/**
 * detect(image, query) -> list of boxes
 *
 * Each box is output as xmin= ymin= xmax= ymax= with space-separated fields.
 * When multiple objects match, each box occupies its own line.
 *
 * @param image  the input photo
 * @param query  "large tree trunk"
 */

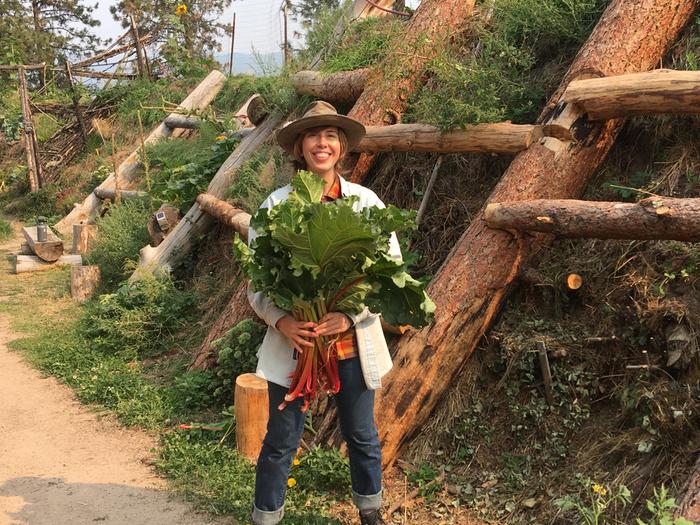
xmin=484 ymin=197 xmax=700 ymax=241
xmin=346 ymin=0 xmax=476 ymax=182
xmin=562 ymin=69 xmax=700 ymax=120
xmin=358 ymin=123 xmax=541 ymax=155
xmin=292 ymin=68 xmax=370 ymax=104
xmin=53 ymin=70 xmax=227 ymax=236
xmin=372 ymin=0 xmax=699 ymax=469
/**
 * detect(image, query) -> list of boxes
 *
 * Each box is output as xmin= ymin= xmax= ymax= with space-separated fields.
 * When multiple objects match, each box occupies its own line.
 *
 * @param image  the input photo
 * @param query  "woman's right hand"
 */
xmin=275 ymin=315 xmax=316 ymax=354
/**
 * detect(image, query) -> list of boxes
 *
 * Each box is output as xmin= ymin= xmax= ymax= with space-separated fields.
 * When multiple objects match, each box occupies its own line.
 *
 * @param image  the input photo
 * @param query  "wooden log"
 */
xmin=93 ymin=188 xmax=148 ymax=201
xmin=71 ymin=265 xmax=101 ymax=301
xmin=484 ymin=197 xmax=700 ymax=241
xmin=234 ymin=373 xmax=270 ymax=462
xmin=146 ymin=204 xmax=181 ymax=247
xmin=54 ymin=70 xmax=227 ymax=236
xmin=370 ymin=0 xmax=698 ymax=469
xmin=0 ymin=63 xmax=45 ymax=71
xmin=22 ymin=226 xmax=63 ymax=262
xmin=291 ymin=68 xmax=370 ymax=105
xmin=19 ymin=243 xmax=32 ymax=256
xmin=17 ymin=66 xmax=43 ymax=192
xmin=196 ymin=194 xmax=251 ymax=241
xmin=563 ymin=69 xmax=700 ymax=121
xmin=71 ymin=224 xmax=98 ymax=255
xmin=164 ymin=115 xmax=203 ymax=129
xmin=15 ymin=254 xmax=82 ymax=274
xmin=134 ymin=113 xmax=282 ymax=276
xmin=347 ymin=0 xmax=476 ymax=182
xmin=68 ymin=69 xmax=139 ymax=80
xmin=64 ymin=61 xmax=88 ymax=142
xmin=357 ymin=123 xmax=540 ymax=155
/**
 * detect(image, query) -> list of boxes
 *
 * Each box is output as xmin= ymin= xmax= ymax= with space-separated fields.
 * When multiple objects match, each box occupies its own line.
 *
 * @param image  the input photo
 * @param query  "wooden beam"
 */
xmin=371 ymin=0 xmax=699 ymax=469
xmin=164 ymin=114 xmax=203 ymax=129
xmin=0 ymin=63 xmax=45 ymax=71
xmin=17 ymin=66 xmax=43 ymax=192
xmin=93 ymin=188 xmax=147 ymax=201
xmin=15 ymin=254 xmax=82 ymax=274
xmin=64 ymin=60 xmax=88 ymax=142
xmin=291 ymin=68 xmax=370 ymax=105
xmin=484 ymin=197 xmax=700 ymax=241
xmin=563 ymin=69 xmax=700 ymax=120
xmin=53 ymin=69 xmax=227 ymax=236
xmin=195 ymin=193 xmax=251 ymax=241
xmin=357 ymin=123 xmax=541 ymax=155
xmin=22 ymin=226 xmax=63 ymax=262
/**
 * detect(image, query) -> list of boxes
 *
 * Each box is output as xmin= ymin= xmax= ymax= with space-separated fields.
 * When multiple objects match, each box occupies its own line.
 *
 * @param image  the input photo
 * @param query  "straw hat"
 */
xmin=276 ymin=101 xmax=365 ymax=155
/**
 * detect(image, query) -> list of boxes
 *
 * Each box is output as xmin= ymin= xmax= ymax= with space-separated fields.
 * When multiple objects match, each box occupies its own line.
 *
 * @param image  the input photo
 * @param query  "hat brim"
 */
xmin=276 ymin=114 xmax=365 ymax=155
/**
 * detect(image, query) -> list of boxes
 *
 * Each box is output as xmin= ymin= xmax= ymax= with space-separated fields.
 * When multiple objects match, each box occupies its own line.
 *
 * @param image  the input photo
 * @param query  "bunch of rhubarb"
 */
xmin=234 ymin=171 xmax=434 ymax=411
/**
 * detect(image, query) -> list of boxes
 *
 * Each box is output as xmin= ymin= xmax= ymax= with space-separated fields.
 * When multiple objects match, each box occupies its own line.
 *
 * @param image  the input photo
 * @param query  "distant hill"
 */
xmin=214 ymin=51 xmax=284 ymax=75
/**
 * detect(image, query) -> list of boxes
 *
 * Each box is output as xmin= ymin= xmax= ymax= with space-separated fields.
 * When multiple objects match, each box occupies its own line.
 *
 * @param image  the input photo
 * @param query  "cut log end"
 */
xmin=234 ymin=373 xmax=269 ymax=462
xmin=566 ymin=273 xmax=583 ymax=290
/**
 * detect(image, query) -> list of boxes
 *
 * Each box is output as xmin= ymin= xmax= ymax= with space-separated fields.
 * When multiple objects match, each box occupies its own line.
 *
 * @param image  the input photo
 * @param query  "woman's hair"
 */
xmin=291 ymin=126 xmax=350 ymax=175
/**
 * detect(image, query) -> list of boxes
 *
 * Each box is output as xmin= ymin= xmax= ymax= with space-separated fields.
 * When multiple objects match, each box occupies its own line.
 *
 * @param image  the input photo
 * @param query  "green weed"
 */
xmin=85 ymin=200 xmax=152 ymax=288
xmin=0 ymin=218 xmax=12 ymax=241
xmin=224 ymin=150 xmax=270 ymax=213
xmin=637 ymin=485 xmax=694 ymax=525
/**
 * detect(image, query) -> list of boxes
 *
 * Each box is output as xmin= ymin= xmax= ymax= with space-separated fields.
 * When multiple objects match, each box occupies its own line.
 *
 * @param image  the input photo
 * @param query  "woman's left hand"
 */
xmin=314 ymin=312 xmax=353 ymax=337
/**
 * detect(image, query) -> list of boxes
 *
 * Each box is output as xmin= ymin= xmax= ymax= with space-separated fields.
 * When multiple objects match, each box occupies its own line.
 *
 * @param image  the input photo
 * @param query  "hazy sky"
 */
xmin=93 ymin=1 xmax=422 ymax=56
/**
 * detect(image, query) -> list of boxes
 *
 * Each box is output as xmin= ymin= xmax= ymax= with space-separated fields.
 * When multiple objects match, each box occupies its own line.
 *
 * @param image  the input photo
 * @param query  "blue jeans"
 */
xmin=252 ymin=357 xmax=382 ymax=525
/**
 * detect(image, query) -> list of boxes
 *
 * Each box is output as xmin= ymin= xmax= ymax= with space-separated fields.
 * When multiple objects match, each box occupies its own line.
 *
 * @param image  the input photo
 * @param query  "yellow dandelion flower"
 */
xmin=215 ymin=134 xmax=227 ymax=141
xmin=287 ymin=478 xmax=297 ymax=488
xmin=292 ymin=458 xmax=300 ymax=466
xmin=592 ymin=483 xmax=607 ymax=496
xmin=175 ymin=3 xmax=188 ymax=15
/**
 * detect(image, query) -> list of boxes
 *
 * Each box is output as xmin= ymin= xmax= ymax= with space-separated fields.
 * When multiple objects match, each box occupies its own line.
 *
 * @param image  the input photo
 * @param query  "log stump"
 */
xmin=71 ymin=265 xmax=101 ymax=301
xmin=234 ymin=373 xmax=269 ymax=462
xmin=71 ymin=224 xmax=98 ymax=255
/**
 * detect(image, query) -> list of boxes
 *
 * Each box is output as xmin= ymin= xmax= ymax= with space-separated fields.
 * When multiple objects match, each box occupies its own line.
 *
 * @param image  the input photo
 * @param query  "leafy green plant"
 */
xmin=169 ymin=369 xmax=217 ymax=413
xmin=294 ymin=445 xmax=351 ymax=495
xmin=408 ymin=462 xmax=442 ymax=499
xmin=224 ymin=150 xmax=269 ymax=213
xmin=0 ymin=218 xmax=12 ymax=241
xmin=85 ymin=200 xmax=152 ymax=288
xmin=637 ymin=485 xmax=693 ymax=525
xmin=211 ymin=319 xmax=267 ymax=402
xmin=555 ymin=480 xmax=631 ymax=525
xmin=80 ymin=274 xmax=194 ymax=358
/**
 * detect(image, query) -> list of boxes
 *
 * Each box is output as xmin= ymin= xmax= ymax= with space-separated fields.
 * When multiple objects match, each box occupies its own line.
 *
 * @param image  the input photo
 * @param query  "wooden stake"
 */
xmin=110 ymin=133 xmax=120 ymax=204
xmin=282 ymin=1 xmax=290 ymax=68
xmin=415 ymin=156 xmax=443 ymax=228
xmin=536 ymin=341 xmax=554 ymax=405
xmin=137 ymin=110 xmax=151 ymax=192
xmin=17 ymin=66 xmax=43 ymax=192
xmin=64 ymin=60 xmax=88 ymax=142
xmin=130 ymin=12 xmax=147 ymax=79
xmin=228 ymin=12 xmax=236 ymax=76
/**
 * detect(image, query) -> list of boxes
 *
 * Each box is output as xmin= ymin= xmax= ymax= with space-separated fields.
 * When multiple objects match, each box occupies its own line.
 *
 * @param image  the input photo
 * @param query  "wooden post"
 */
xmin=234 ymin=373 xmax=269 ymax=461
xmin=282 ymin=1 xmax=289 ymax=68
xmin=71 ymin=265 xmax=101 ymax=301
xmin=64 ymin=60 xmax=88 ymax=142
xmin=130 ymin=12 xmax=147 ymax=79
xmin=17 ymin=66 xmax=43 ymax=192
xmin=71 ymin=224 xmax=98 ymax=255
xmin=228 ymin=12 xmax=236 ymax=76
xmin=536 ymin=341 xmax=554 ymax=405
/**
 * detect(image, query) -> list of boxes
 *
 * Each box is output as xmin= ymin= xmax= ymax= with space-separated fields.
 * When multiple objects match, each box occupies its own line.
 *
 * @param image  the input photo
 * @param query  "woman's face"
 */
xmin=301 ymin=126 xmax=341 ymax=177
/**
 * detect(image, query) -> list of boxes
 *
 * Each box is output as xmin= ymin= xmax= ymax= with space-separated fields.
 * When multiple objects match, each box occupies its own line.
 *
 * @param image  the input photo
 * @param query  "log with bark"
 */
xmin=366 ymin=0 xmax=699 ymax=468
xmin=291 ymin=68 xmax=370 ymax=105
xmin=357 ymin=123 xmax=541 ymax=155
xmin=53 ymin=70 xmax=227 ymax=236
xmin=234 ymin=373 xmax=270 ymax=462
xmin=196 ymin=194 xmax=251 ymax=241
xmin=15 ymin=254 xmax=82 ymax=274
xmin=164 ymin=115 xmax=203 ymax=129
xmin=93 ymin=188 xmax=148 ymax=201
xmin=562 ymin=69 xmax=700 ymax=121
xmin=71 ymin=265 xmax=101 ymax=301
xmin=484 ymin=197 xmax=700 ymax=241
xmin=133 ymin=114 xmax=283 ymax=276
xmin=346 ymin=0 xmax=476 ymax=182
xmin=22 ymin=226 xmax=63 ymax=262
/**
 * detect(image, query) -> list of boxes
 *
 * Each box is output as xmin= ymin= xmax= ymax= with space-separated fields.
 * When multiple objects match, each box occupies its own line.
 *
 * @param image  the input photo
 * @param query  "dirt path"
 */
xmin=0 ymin=224 xmax=231 ymax=525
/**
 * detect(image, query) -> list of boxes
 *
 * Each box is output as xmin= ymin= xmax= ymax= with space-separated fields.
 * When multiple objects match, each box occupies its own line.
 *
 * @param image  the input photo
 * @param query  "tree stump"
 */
xmin=234 ymin=373 xmax=269 ymax=462
xmin=147 ymin=205 xmax=181 ymax=247
xmin=71 ymin=224 xmax=98 ymax=255
xmin=71 ymin=265 xmax=101 ymax=301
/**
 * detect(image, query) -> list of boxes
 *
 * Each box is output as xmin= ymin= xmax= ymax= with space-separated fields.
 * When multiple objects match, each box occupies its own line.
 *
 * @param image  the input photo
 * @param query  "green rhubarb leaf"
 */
xmin=292 ymin=170 xmax=325 ymax=204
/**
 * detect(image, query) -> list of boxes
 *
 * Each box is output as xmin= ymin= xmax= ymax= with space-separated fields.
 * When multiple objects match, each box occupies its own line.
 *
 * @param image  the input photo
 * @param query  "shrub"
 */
xmin=169 ymin=369 xmax=218 ymax=413
xmin=294 ymin=445 xmax=351 ymax=495
xmin=85 ymin=200 xmax=152 ymax=288
xmin=80 ymin=274 xmax=194 ymax=358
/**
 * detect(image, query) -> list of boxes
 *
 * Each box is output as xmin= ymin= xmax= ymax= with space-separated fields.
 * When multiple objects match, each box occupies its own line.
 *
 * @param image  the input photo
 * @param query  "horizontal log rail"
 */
xmin=291 ymin=68 xmax=370 ymax=104
xmin=67 ymin=69 xmax=139 ymax=80
xmin=0 ymin=63 xmax=46 ymax=71
xmin=484 ymin=197 xmax=700 ymax=241
xmin=93 ymin=188 xmax=148 ymax=200
xmin=164 ymin=115 xmax=203 ymax=129
xmin=357 ymin=123 xmax=542 ymax=155
xmin=563 ymin=69 xmax=700 ymax=120
xmin=196 ymin=193 xmax=251 ymax=241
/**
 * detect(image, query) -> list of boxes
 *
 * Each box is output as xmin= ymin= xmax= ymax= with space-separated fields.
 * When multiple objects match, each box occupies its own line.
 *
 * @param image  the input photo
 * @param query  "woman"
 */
xmin=247 ymin=101 xmax=398 ymax=525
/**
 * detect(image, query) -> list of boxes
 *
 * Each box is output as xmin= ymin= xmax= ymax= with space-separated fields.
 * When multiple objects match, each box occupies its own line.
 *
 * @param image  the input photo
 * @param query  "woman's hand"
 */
xmin=275 ymin=315 xmax=316 ymax=353
xmin=314 ymin=312 xmax=353 ymax=337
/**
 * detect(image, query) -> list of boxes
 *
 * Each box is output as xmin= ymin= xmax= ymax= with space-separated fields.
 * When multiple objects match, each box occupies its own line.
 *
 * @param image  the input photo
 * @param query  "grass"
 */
xmin=0 ymin=218 xmax=12 ymax=240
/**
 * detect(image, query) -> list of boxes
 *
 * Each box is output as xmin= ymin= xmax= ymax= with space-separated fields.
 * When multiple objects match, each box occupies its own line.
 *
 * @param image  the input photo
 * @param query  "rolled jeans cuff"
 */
xmin=353 ymin=489 xmax=382 ymax=511
xmin=252 ymin=504 xmax=284 ymax=525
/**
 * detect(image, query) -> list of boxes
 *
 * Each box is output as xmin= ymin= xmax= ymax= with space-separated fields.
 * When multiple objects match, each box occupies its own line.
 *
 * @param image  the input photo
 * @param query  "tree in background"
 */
xmin=291 ymin=0 xmax=340 ymax=27
xmin=110 ymin=0 xmax=231 ymax=77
